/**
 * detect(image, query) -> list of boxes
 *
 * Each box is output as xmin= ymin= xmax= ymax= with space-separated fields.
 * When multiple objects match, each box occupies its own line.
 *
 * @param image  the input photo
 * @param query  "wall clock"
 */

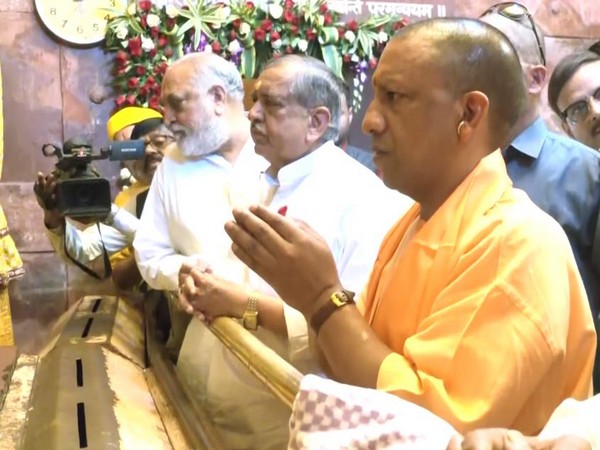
xmin=34 ymin=0 xmax=125 ymax=46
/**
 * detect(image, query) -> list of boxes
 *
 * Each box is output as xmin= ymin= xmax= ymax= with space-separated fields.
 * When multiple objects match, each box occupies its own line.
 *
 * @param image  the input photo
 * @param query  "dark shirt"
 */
xmin=346 ymin=144 xmax=377 ymax=174
xmin=505 ymin=118 xmax=600 ymax=391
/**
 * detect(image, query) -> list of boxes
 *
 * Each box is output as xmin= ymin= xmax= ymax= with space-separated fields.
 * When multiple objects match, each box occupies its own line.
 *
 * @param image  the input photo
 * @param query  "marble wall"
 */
xmin=1 ymin=0 xmax=598 ymax=353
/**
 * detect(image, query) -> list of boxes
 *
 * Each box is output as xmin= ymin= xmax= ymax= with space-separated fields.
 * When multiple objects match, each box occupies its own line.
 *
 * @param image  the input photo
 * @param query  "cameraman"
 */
xmin=35 ymin=112 xmax=172 ymax=291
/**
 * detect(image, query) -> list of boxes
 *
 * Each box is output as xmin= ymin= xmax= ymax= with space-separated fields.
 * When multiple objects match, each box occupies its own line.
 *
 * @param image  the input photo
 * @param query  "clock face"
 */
xmin=34 ymin=0 xmax=125 ymax=46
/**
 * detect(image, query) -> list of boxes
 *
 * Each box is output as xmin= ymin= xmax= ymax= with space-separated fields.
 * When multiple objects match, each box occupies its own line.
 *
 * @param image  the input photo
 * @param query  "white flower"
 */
xmin=141 ymin=36 xmax=155 ymax=51
xmin=146 ymin=14 xmax=161 ymax=28
xmin=344 ymin=30 xmax=356 ymax=42
xmin=228 ymin=40 xmax=241 ymax=54
xmin=115 ymin=25 xmax=129 ymax=40
xmin=297 ymin=39 xmax=308 ymax=52
xmin=378 ymin=31 xmax=388 ymax=43
xmin=218 ymin=6 xmax=231 ymax=19
xmin=239 ymin=22 xmax=251 ymax=35
xmin=127 ymin=3 xmax=136 ymax=15
xmin=165 ymin=5 xmax=179 ymax=18
xmin=351 ymin=54 xmax=359 ymax=63
xmin=269 ymin=4 xmax=283 ymax=19
xmin=203 ymin=45 xmax=213 ymax=53
xmin=272 ymin=39 xmax=282 ymax=49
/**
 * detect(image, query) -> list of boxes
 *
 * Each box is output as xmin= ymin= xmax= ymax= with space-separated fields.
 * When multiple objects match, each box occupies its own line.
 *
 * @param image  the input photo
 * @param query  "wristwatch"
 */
xmin=310 ymin=289 xmax=355 ymax=335
xmin=242 ymin=296 xmax=259 ymax=330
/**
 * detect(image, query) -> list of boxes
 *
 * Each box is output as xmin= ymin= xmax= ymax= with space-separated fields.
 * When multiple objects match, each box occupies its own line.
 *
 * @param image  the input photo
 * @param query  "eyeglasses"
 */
xmin=561 ymin=86 xmax=600 ymax=125
xmin=481 ymin=2 xmax=546 ymax=66
xmin=144 ymin=134 xmax=174 ymax=150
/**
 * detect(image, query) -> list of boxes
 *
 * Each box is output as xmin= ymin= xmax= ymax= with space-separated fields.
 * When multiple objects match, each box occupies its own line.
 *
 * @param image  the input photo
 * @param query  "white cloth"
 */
xmin=133 ymin=138 xmax=268 ymax=291
xmin=539 ymin=394 xmax=599 ymax=449
xmin=45 ymin=206 xmax=137 ymax=265
xmin=288 ymin=374 xmax=457 ymax=450
xmin=177 ymin=141 xmax=414 ymax=450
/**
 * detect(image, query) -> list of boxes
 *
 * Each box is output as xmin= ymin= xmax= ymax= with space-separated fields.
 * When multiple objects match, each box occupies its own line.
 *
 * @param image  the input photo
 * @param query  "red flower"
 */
xmin=126 ymin=94 xmax=137 ymax=106
xmin=139 ymin=0 xmax=152 ymax=12
xmin=140 ymin=15 xmax=147 ymax=29
xmin=164 ymin=47 xmax=173 ymax=58
xmin=245 ymin=2 xmax=255 ymax=9
xmin=393 ymin=20 xmax=407 ymax=31
xmin=270 ymin=30 xmax=280 ymax=41
xmin=230 ymin=30 xmax=237 ymax=40
xmin=324 ymin=14 xmax=332 ymax=26
xmin=139 ymin=85 xmax=150 ymax=96
xmin=319 ymin=4 xmax=328 ymax=13
xmin=233 ymin=19 xmax=241 ymax=29
xmin=283 ymin=9 xmax=294 ymax=23
xmin=211 ymin=41 xmax=221 ymax=53
xmin=145 ymin=76 xmax=156 ymax=87
xmin=151 ymin=27 xmax=159 ymax=38
xmin=128 ymin=37 xmax=142 ymax=57
xmin=369 ymin=57 xmax=378 ymax=69
xmin=290 ymin=25 xmax=299 ymax=35
xmin=307 ymin=29 xmax=317 ymax=41
xmin=115 ymin=50 xmax=129 ymax=67
xmin=148 ymin=96 xmax=160 ymax=110
xmin=348 ymin=20 xmax=359 ymax=32
xmin=136 ymin=65 xmax=146 ymax=76
xmin=284 ymin=0 xmax=294 ymax=8
xmin=337 ymin=27 xmax=345 ymax=37
xmin=166 ymin=18 xmax=176 ymax=30
xmin=343 ymin=54 xmax=351 ymax=63
xmin=127 ymin=77 xmax=140 ymax=89
xmin=254 ymin=29 xmax=266 ymax=42
xmin=285 ymin=46 xmax=293 ymax=54
xmin=115 ymin=95 xmax=127 ymax=108
xmin=273 ymin=52 xmax=282 ymax=58
xmin=157 ymin=35 xmax=168 ymax=48
xmin=153 ymin=84 xmax=162 ymax=95
xmin=148 ymin=48 xmax=157 ymax=58
xmin=261 ymin=20 xmax=273 ymax=32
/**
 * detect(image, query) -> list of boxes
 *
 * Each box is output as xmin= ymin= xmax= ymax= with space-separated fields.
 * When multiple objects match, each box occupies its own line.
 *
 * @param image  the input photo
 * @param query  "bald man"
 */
xmin=481 ymin=3 xmax=600 ymax=393
xmin=225 ymin=18 xmax=596 ymax=435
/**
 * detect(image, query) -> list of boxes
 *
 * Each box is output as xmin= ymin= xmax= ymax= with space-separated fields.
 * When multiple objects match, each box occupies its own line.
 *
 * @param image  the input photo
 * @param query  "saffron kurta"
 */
xmin=361 ymin=150 xmax=596 ymax=435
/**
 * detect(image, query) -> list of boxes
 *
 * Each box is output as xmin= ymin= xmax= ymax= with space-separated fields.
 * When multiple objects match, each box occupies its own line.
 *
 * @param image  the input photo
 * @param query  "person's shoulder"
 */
xmin=544 ymin=131 xmax=600 ymax=165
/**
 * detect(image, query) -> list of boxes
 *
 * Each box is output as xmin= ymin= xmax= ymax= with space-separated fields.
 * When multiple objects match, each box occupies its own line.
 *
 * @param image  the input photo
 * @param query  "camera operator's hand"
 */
xmin=34 ymin=172 xmax=64 ymax=230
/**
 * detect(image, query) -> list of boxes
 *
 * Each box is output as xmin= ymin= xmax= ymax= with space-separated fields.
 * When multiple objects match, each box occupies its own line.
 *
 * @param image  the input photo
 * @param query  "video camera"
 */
xmin=38 ymin=138 xmax=146 ymax=220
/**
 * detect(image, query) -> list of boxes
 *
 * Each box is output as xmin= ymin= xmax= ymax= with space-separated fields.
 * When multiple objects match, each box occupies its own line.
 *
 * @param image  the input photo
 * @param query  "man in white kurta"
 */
xmin=177 ymin=55 xmax=413 ymax=450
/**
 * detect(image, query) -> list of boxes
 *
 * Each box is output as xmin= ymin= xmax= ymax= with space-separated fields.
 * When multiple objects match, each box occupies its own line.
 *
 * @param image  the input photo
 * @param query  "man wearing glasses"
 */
xmin=481 ymin=2 xmax=600 ymax=393
xmin=548 ymin=50 xmax=600 ymax=152
xmin=36 ymin=111 xmax=173 ymax=291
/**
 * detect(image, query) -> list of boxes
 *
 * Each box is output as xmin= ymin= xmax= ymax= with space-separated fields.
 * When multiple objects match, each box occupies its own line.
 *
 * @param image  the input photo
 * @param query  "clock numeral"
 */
xmin=93 ymin=23 xmax=100 ymax=32
xmin=111 ymin=0 xmax=116 ymax=6
xmin=105 ymin=14 xmax=111 ymax=21
xmin=77 ymin=25 xmax=83 ymax=34
xmin=49 ymin=7 xmax=56 ymax=15
xmin=62 ymin=20 xmax=68 ymax=28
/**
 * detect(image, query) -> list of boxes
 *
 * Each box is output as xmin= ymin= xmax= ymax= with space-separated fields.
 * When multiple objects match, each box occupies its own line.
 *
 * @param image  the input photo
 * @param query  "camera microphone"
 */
xmin=104 ymin=139 xmax=146 ymax=161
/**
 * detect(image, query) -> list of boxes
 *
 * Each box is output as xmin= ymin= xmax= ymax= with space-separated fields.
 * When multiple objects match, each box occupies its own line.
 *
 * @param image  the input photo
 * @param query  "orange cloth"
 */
xmin=363 ymin=150 xmax=596 ymax=435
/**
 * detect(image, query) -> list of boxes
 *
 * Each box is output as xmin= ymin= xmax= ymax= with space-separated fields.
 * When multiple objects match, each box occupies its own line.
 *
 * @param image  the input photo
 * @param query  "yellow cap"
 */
xmin=106 ymin=107 xmax=163 ymax=140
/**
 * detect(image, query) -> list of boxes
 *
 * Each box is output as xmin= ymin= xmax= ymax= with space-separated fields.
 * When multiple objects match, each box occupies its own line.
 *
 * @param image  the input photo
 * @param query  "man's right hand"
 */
xmin=34 ymin=172 xmax=64 ymax=229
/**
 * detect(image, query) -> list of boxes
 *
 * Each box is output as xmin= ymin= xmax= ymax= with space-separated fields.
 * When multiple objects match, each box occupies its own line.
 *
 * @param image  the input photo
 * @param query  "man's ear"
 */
xmin=457 ymin=91 xmax=489 ymax=143
xmin=208 ymin=85 xmax=227 ymax=115
xmin=525 ymin=65 xmax=547 ymax=95
xmin=307 ymin=106 xmax=331 ymax=143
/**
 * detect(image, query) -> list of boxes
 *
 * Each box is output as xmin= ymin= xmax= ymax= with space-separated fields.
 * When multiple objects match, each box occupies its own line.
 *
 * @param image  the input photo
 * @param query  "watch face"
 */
xmin=35 ymin=0 xmax=125 ymax=46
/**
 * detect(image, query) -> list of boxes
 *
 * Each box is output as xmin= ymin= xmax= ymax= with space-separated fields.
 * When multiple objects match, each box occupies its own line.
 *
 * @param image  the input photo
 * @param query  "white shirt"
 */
xmin=539 ymin=394 xmax=599 ymax=449
xmin=133 ymin=138 xmax=268 ymax=291
xmin=45 ymin=206 xmax=138 ymax=266
xmin=177 ymin=141 xmax=413 ymax=450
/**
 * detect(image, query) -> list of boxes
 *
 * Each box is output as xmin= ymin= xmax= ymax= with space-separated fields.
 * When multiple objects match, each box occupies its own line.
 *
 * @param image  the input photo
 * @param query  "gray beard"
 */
xmin=178 ymin=117 xmax=231 ymax=159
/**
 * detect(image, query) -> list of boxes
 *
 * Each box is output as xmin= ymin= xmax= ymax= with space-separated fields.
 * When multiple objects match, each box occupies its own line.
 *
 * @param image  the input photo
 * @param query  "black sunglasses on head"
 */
xmin=481 ymin=2 xmax=546 ymax=66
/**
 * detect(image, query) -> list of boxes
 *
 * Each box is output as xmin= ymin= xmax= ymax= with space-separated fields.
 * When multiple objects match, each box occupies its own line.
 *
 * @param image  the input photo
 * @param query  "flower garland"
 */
xmin=104 ymin=0 xmax=407 ymax=112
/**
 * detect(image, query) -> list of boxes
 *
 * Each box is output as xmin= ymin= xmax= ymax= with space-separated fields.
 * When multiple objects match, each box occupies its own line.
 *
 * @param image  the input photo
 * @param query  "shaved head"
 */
xmin=393 ymin=18 xmax=527 ymax=149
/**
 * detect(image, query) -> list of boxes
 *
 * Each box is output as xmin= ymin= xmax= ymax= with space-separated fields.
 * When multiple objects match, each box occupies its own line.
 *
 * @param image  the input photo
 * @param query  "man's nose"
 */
xmin=362 ymin=102 xmax=385 ymax=135
xmin=588 ymin=96 xmax=600 ymax=120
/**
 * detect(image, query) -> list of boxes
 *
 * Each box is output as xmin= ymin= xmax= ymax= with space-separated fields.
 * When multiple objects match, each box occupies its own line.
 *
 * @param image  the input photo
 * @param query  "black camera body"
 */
xmin=40 ymin=138 xmax=146 ymax=220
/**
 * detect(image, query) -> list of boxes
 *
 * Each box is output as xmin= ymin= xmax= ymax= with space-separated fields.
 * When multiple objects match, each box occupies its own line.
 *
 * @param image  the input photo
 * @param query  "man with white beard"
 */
xmin=133 ymin=52 xmax=267 ymax=353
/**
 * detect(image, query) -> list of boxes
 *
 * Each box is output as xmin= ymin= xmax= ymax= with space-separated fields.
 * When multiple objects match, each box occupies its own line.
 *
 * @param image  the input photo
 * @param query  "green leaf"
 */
xmin=321 ymin=44 xmax=342 ymax=78
xmin=241 ymin=46 xmax=256 ymax=78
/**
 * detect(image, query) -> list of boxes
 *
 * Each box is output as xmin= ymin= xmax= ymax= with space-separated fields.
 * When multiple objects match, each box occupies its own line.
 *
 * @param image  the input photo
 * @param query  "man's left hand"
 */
xmin=224 ymin=204 xmax=342 ymax=317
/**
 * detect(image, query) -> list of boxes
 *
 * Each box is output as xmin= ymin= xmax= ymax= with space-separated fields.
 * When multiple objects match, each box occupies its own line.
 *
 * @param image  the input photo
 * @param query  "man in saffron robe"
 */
xmin=224 ymin=18 xmax=596 ymax=436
